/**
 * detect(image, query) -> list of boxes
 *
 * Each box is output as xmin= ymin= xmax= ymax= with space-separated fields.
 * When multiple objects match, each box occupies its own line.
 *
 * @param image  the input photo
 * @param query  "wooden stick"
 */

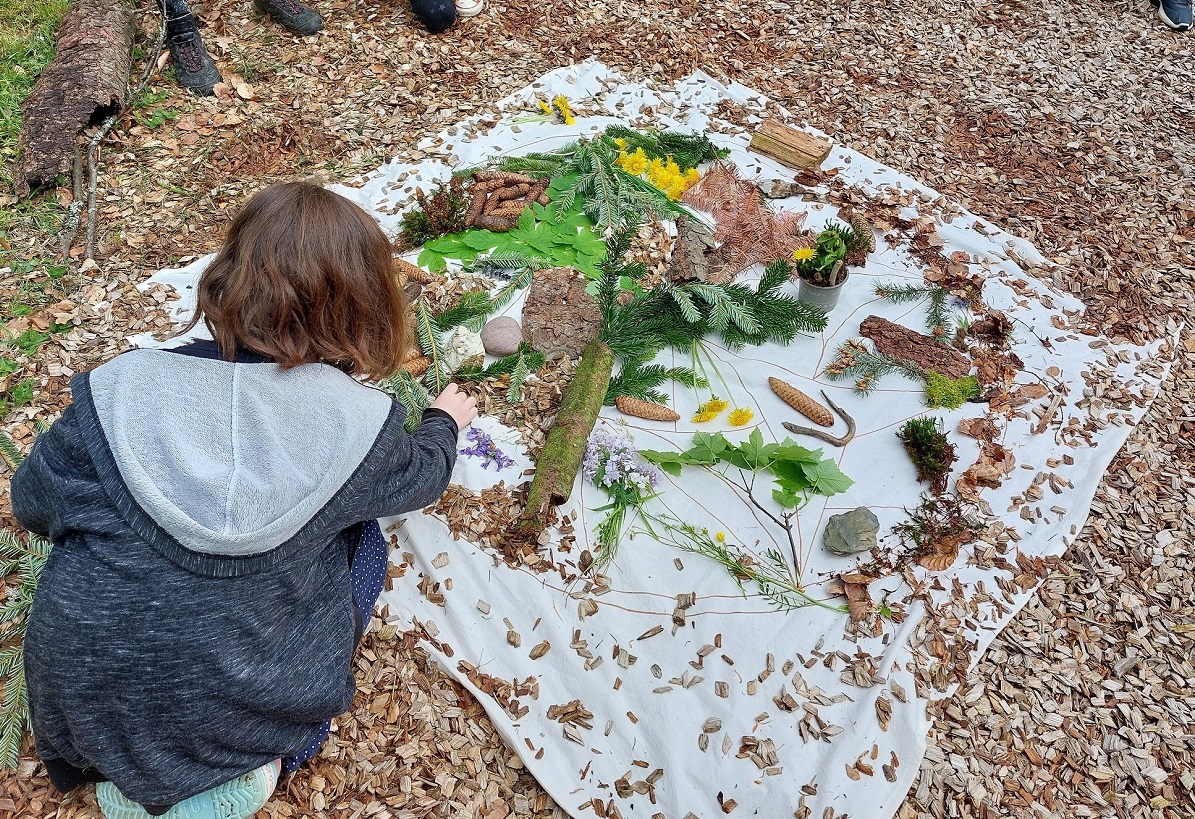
xmin=781 ymin=391 xmax=856 ymax=447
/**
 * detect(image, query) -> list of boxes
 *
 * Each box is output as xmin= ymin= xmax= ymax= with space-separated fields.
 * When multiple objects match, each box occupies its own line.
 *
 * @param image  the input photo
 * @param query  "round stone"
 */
xmin=481 ymin=316 xmax=522 ymax=356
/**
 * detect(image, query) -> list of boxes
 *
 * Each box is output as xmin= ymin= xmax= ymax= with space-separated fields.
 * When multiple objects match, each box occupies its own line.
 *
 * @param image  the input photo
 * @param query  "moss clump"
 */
xmin=896 ymin=417 xmax=957 ymax=495
xmin=924 ymin=371 xmax=979 ymax=409
xmin=397 ymin=177 xmax=470 ymax=249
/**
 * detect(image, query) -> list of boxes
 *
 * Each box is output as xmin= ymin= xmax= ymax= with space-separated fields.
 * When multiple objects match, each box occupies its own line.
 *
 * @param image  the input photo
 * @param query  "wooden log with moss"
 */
xmin=519 ymin=340 xmax=614 ymax=537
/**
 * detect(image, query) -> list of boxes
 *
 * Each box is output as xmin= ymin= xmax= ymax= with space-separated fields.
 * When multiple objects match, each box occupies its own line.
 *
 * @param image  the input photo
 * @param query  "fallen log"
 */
xmin=13 ymin=0 xmax=135 ymax=196
xmin=519 ymin=340 xmax=614 ymax=538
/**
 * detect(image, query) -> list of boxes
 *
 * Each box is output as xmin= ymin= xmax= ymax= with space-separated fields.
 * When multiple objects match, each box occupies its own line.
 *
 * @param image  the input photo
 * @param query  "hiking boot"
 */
xmin=168 ymin=29 xmax=222 ymax=96
xmin=1151 ymin=0 xmax=1193 ymax=30
xmin=253 ymin=0 xmax=323 ymax=36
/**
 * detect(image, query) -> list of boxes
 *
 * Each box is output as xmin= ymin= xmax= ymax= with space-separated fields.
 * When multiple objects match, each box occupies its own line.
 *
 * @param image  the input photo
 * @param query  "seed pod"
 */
xmin=394 ymin=258 xmax=438 ymax=284
xmin=615 ymin=396 xmax=680 ymax=422
xmin=768 ymin=377 xmax=833 ymax=427
xmin=470 ymin=178 xmax=511 ymax=193
xmin=474 ymin=213 xmax=521 ymax=231
xmin=464 ymin=191 xmax=489 ymax=226
xmin=402 ymin=356 xmax=431 ymax=377
xmin=473 ymin=170 xmax=536 ymax=184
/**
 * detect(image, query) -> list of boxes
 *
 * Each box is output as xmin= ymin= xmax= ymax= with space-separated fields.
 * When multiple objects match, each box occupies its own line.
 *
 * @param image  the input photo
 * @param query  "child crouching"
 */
xmin=12 ymin=181 xmax=476 ymax=819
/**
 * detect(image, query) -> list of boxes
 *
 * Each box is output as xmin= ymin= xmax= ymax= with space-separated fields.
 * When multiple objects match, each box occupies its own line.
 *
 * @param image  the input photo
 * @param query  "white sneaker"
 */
xmin=455 ymin=0 xmax=485 ymax=17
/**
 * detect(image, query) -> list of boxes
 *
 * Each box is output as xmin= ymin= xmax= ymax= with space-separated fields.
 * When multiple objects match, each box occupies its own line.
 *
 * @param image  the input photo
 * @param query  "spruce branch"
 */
xmin=0 ymin=529 xmax=51 ymax=771
xmin=381 ymin=368 xmax=433 ymax=432
xmin=874 ymin=281 xmax=952 ymax=337
xmin=605 ymin=359 xmax=705 ymax=405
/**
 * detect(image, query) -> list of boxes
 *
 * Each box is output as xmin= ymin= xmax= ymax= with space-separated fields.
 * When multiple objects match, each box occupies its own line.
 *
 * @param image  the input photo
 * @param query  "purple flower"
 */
xmin=583 ymin=426 xmax=661 ymax=493
xmin=460 ymin=427 xmax=515 ymax=471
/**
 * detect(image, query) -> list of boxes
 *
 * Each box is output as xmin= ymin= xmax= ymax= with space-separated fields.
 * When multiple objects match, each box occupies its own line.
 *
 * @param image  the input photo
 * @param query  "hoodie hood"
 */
xmin=86 ymin=349 xmax=393 ymax=557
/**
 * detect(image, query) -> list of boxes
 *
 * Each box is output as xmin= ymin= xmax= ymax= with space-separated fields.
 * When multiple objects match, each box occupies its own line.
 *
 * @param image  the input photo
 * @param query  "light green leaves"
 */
xmin=640 ymin=430 xmax=853 ymax=507
xmin=416 ymin=176 xmax=607 ymax=277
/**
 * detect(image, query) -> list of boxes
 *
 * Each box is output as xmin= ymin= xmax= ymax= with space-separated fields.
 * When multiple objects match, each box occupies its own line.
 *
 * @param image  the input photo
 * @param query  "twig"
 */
xmin=80 ymin=12 xmax=166 ymax=261
xmin=781 ymin=390 xmax=856 ymax=446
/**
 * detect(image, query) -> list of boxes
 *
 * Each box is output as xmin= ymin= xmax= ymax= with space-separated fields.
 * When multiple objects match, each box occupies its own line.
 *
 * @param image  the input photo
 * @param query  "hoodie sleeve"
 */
xmin=11 ymin=402 xmax=87 ymax=539
xmin=350 ymin=406 xmax=460 ymax=520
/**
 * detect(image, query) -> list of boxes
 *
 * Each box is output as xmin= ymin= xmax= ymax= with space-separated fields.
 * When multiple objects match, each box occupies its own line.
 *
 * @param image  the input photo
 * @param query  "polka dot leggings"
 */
xmin=282 ymin=520 xmax=388 ymax=773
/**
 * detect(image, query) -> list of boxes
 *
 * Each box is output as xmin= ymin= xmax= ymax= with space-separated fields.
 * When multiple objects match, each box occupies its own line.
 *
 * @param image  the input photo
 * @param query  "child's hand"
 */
xmin=430 ymin=384 xmax=478 ymax=431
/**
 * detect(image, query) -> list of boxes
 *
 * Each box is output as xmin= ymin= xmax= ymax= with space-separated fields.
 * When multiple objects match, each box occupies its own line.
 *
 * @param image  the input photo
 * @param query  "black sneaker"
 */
xmin=168 ymin=29 xmax=222 ymax=96
xmin=253 ymin=0 xmax=323 ymax=36
xmin=1151 ymin=0 xmax=1193 ymax=30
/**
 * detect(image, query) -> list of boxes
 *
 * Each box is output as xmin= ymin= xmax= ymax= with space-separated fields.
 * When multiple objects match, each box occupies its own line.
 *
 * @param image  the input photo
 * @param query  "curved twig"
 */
xmin=782 ymin=390 xmax=856 ymax=446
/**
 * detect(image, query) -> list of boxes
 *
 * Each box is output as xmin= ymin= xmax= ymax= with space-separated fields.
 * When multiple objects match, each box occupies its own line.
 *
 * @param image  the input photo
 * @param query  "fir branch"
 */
xmin=413 ymin=302 xmax=449 ymax=394
xmin=824 ymin=339 xmax=925 ymax=395
xmin=507 ymin=356 xmax=531 ymax=403
xmin=874 ymin=281 xmax=952 ymax=337
xmin=380 ymin=369 xmax=433 ymax=432
xmin=0 ymin=432 xmax=24 ymax=471
xmin=0 ymin=529 xmax=51 ymax=771
xmin=467 ymin=250 xmax=550 ymax=280
xmin=605 ymin=359 xmax=705 ymax=405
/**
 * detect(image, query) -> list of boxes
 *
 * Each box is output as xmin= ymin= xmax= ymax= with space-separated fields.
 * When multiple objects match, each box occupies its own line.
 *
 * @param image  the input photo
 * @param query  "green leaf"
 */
xmin=638 ymin=450 xmax=688 ymax=477
xmin=736 ymin=428 xmax=778 ymax=470
xmin=517 ymin=207 xmax=536 ymax=232
xmin=425 ymin=235 xmax=467 ymax=252
xmin=462 ymin=230 xmax=500 ymax=251
xmin=769 ymin=460 xmax=815 ymax=491
xmin=771 ymin=487 xmax=804 ymax=509
xmin=685 ymin=432 xmax=729 ymax=465
xmin=416 ymin=248 xmax=447 ymax=270
xmin=799 ymin=459 xmax=854 ymax=496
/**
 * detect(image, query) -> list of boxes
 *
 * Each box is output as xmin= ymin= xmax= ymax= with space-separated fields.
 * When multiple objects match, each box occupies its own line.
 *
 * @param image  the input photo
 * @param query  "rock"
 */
xmin=481 ymin=316 xmax=522 ymax=356
xmin=823 ymin=507 xmax=880 ymax=556
xmin=442 ymin=328 xmax=485 ymax=373
xmin=520 ymin=267 xmax=601 ymax=359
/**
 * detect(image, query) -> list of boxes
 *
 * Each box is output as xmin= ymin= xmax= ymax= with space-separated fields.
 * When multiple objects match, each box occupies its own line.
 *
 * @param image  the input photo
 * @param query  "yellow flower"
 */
xmin=705 ymin=398 xmax=729 ymax=413
xmin=537 ymin=99 xmax=553 ymax=114
xmin=617 ymin=148 xmax=649 ymax=176
xmin=552 ymin=95 xmax=575 ymax=125
xmin=691 ymin=409 xmax=719 ymax=423
xmin=685 ymin=168 xmax=700 ymax=185
xmin=692 ymin=397 xmax=728 ymax=422
xmin=728 ymin=407 xmax=754 ymax=426
xmin=614 ymin=137 xmax=627 ymax=149
xmin=792 ymin=246 xmax=816 ymax=263
xmin=715 ymin=531 xmax=726 ymax=543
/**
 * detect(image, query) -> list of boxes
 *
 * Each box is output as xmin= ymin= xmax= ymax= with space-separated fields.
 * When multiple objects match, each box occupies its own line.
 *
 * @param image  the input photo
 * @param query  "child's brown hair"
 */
xmin=185 ymin=181 xmax=408 ymax=380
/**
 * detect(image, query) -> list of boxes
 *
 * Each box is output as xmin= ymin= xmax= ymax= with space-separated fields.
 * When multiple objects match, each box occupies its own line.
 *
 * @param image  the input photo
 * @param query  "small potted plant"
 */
xmin=792 ymin=223 xmax=873 ymax=314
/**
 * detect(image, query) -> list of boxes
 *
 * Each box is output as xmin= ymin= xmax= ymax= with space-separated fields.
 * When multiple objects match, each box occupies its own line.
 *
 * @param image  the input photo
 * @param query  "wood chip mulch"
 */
xmin=1 ymin=0 xmax=1192 ymax=817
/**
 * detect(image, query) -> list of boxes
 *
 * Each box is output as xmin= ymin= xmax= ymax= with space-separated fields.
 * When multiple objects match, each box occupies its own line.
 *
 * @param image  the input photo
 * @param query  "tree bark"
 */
xmin=519 ymin=340 xmax=614 ymax=537
xmin=13 ymin=0 xmax=135 ymax=196
xmin=859 ymin=315 xmax=972 ymax=379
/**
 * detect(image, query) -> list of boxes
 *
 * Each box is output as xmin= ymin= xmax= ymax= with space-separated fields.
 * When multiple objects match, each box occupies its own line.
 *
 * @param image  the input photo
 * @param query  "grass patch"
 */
xmin=0 ymin=0 xmax=70 ymax=236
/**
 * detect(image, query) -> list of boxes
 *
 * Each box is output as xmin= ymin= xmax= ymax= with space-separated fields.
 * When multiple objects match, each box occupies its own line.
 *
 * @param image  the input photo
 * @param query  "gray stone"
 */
xmin=480 ymin=316 xmax=522 ymax=356
xmin=823 ymin=507 xmax=880 ymax=556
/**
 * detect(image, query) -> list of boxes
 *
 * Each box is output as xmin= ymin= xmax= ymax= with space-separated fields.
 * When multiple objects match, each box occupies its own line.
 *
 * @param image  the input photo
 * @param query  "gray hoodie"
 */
xmin=11 ymin=344 xmax=458 ymax=805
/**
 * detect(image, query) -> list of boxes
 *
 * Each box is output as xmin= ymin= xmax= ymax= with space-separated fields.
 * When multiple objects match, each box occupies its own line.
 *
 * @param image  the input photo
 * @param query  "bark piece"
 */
xmin=859 ymin=315 xmax=971 ymax=379
xmin=14 ymin=0 xmax=135 ymax=195
xmin=520 ymin=341 xmax=614 ymax=536
xmin=521 ymin=266 xmax=602 ymax=359
xmin=747 ymin=119 xmax=833 ymax=171
xmin=667 ymin=216 xmax=716 ymax=283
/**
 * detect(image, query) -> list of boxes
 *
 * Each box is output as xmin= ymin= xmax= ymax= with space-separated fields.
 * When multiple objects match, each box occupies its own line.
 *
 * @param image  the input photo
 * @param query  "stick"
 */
xmin=781 ymin=391 xmax=856 ymax=447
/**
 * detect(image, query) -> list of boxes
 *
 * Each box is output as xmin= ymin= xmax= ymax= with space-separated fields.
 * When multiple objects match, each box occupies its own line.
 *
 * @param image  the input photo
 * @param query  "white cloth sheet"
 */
xmin=139 ymin=62 xmax=1172 ymax=819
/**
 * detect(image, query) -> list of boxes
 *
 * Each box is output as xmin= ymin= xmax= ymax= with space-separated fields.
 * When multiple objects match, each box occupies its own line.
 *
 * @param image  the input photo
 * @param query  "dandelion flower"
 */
xmin=792 ymin=246 xmax=816 ymax=263
xmin=552 ymin=95 xmax=575 ymax=125
xmin=715 ymin=531 xmax=726 ymax=543
xmin=691 ymin=409 xmax=719 ymax=423
xmin=692 ymin=397 xmax=728 ymax=422
xmin=537 ymin=99 xmax=553 ymax=114
xmin=728 ymin=407 xmax=754 ymax=426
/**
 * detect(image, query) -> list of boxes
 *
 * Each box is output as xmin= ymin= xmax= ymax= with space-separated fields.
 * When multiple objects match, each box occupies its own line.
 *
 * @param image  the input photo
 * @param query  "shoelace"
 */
xmin=173 ymin=37 xmax=205 ymax=74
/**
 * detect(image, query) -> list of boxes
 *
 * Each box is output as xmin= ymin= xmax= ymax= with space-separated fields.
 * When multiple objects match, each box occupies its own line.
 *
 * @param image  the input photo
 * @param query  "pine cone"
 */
xmin=402 ymin=356 xmax=431 ymax=377
xmin=614 ymin=396 xmax=680 ymax=422
xmin=768 ymin=377 xmax=834 ymax=427
xmin=395 ymin=258 xmax=438 ymax=284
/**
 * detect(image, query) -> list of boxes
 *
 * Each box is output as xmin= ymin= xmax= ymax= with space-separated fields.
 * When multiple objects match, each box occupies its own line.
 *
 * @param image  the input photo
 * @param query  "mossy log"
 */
xmin=520 ymin=340 xmax=614 ymax=537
